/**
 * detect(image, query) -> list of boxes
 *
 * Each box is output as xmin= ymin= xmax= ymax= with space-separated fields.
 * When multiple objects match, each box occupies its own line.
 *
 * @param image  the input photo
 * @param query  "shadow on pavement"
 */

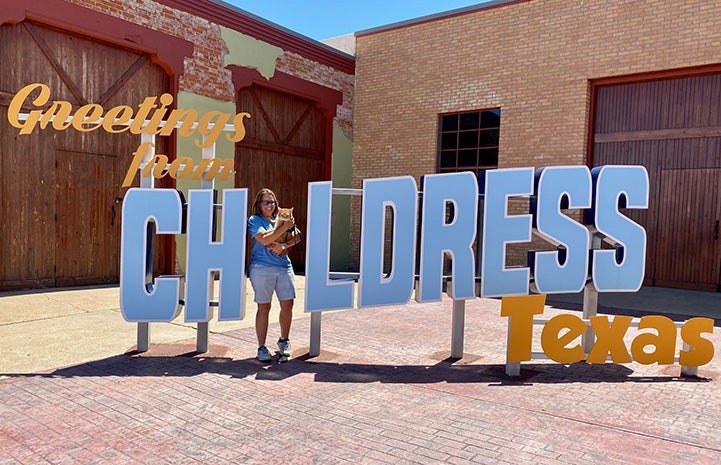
xmin=546 ymin=299 xmax=721 ymax=326
xmin=1 ymin=349 xmax=712 ymax=385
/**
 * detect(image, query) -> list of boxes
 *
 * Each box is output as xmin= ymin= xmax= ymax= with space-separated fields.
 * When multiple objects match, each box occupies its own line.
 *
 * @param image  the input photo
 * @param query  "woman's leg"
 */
xmin=278 ymin=299 xmax=294 ymax=339
xmin=255 ymin=302 xmax=272 ymax=346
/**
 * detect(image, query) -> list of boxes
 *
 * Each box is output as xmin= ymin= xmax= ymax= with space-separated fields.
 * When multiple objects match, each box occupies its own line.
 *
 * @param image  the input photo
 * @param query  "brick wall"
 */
xmin=277 ymin=52 xmax=355 ymax=140
xmin=351 ymin=0 xmax=721 ymax=268
xmin=67 ymin=0 xmax=353 ymax=134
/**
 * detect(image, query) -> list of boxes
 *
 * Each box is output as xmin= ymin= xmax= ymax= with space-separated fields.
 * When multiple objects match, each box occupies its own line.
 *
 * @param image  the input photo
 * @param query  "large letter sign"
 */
xmin=481 ymin=167 xmax=534 ymax=297
xmin=304 ymin=182 xmax=354 ymax=311
xmin=502 ymin=296 xmax=715 ymax=367
xmin=184 ymin=189 xmax=247 ymax=322
xmin=7 ymin=84 xmax=711 ymax=374
xmin=120 ymin=188 xmax=247 ymax=322
xmin=418 ymin=172 xmax=478 ymax=302
xmin=359 ymin=176 xmax=418 ymax=307
xmin=588 ymin=165 xmax=649 ymax=291
xmin=530 ymin=166 xmax=592 ymax=294
xmin=120 ymin=189 xmax=184 ymax=322
xmin=116 ymin=164 xmax=708 ymax=374
xmin=304 ymin=165 xmax=651 ymax=310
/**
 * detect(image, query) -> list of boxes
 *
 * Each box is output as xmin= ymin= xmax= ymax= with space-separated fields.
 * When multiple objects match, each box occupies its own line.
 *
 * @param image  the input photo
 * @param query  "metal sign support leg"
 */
xmin=309 ymin=312 xmax=322 ymax=357
xmin=451 ymin=299 xmax=465 ymax=359
xmin=137 ymin=323 xmax=150 ymax=352
xmin=136 ymin=131 xmax=155 ymax=353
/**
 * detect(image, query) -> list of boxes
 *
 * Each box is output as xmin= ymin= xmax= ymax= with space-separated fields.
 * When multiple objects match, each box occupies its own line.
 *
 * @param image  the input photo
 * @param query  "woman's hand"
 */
xmin=268 ymin=242 xmax=285 ymax=255
xmin=256 ymin=218 xmax=293 ymax=246
xmin=277 ymin=218 xmax=293 ymax=233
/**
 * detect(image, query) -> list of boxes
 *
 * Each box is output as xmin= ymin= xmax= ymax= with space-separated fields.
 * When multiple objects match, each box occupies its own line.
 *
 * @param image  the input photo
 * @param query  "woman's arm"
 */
xmin=254 ymin=219 xmax=293 ymax=246
xmin=267 ymin=233 xmax=301 ymax=255
xmin=285 ymin=235 xmax=301 ymax=248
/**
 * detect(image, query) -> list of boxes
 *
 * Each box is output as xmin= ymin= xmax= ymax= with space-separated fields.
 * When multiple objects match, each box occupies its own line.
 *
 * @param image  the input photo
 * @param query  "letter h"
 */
xmin=184 ymin=189 xmax=248 ymax=321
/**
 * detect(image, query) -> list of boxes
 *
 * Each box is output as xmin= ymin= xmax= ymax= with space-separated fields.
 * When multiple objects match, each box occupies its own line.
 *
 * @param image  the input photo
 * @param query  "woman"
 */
xmin=247 ymin=188 xmax=301 ymax=362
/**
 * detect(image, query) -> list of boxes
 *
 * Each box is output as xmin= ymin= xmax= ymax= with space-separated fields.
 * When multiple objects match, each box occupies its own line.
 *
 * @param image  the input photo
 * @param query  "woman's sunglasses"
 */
xmin=260 ymin=200 xmax=276 ymax=206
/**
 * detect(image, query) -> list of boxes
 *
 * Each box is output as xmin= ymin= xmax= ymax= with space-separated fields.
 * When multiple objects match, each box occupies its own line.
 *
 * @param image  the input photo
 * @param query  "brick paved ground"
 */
xmin=2 ymin=296 xmax=721 ymax=464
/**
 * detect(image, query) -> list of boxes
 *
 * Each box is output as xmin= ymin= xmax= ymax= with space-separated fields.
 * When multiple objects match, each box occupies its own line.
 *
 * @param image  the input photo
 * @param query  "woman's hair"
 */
xmin=252 ymin=187 xmax=279 ymax=217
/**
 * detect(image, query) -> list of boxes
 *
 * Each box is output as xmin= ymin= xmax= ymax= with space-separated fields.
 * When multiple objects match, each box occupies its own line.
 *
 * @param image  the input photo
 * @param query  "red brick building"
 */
xmin=352 ymin=0 xmax=721 ymax=292
xmin=0 ymin=0 xmax=354 ymax=290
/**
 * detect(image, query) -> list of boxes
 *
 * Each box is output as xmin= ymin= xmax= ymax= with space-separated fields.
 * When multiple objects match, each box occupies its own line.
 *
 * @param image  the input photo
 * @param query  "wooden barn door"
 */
xmin=0 ymin=21 xmax=170 ymax=290
xmin=235 ymin=85 xmax=328 ymax=272
xmin=655 ymin=169 xmax=721 ymax=291
xmin=592 ymin=72 xmax=721 ymax=291
xmin=54 ymin=150 xmax=125 ymax=286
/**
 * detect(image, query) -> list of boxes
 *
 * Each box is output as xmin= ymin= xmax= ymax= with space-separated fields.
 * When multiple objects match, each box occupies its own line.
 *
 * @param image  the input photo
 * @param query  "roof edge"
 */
xmin=355 ymin=0 xmax=528 ymax=38
xmin=155 ymin=0 xmax=355 ymax=74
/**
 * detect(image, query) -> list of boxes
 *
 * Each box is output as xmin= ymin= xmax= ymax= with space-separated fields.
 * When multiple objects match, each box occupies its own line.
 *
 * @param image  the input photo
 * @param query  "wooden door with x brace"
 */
xmin=235 ymin=84 xmax=328 ymax=272
xmin=0 ymin=20 xmax=170 ymax=290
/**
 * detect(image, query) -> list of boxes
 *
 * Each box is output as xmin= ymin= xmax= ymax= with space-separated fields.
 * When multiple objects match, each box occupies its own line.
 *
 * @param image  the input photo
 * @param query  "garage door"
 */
xmin=235 ymin=84 xmax=327 ymax=271
xmin=0 ymin=20 xmax=170 ymax=290
xmin=593 ymin=72 xmax=721 ymax=291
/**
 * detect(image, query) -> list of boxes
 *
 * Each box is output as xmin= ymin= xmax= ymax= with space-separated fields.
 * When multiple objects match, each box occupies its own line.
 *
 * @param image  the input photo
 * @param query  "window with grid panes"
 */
xmin=437 ymin=109 xmax=500 ymax=190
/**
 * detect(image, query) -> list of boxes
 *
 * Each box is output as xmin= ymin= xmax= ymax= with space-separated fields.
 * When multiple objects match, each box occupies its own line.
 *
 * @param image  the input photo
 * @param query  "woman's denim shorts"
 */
xmin=248 ymin=264 xmax=296 ymax=303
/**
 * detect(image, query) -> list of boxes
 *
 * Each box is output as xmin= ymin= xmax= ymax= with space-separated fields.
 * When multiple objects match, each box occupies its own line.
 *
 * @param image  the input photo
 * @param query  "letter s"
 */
xmin=531 ymin=166 xmax=591 ymax=294
xmin=680 ymin=317 xmax=715 ymax=367
xmin=588 ymin=165 xmax=648 ymax=292
xmin=226 ymin=112 xmax=251 ymax=143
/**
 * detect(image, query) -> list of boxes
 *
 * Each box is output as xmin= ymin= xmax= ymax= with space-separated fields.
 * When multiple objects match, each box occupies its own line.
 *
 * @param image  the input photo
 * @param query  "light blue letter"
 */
xmin=120 ymin=188 xmax=183 ymax=322
xmin=417 ymin=172 xmax=478 ymax=302
xmin=304 ymin=181 xmax=354 ymax=312
xmin=359 ymin=176 xmax=418 ymax=307
xmin=589 ymin=165 xmax=649 ymax=292
xmin=531 ymin=166 xmax=591 ymax=294
xmin=481 ymin=168 xmax=534 ymax=297
xmin=185 ymin=189 xmax=247 ymax=322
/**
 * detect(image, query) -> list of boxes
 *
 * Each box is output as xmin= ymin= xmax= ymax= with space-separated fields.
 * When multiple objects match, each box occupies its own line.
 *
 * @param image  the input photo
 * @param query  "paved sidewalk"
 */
xmin=0 ymin=279 xmax=310 ymax=374
xmin=1 ymin=284 xmax=721 ymax=464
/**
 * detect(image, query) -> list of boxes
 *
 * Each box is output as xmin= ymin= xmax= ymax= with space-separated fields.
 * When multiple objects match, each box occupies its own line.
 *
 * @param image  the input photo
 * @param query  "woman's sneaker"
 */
xmin=277 ymin=338 xmax=291 ymax=361
xmin=257 ymin=345 xmax=272 ymax=362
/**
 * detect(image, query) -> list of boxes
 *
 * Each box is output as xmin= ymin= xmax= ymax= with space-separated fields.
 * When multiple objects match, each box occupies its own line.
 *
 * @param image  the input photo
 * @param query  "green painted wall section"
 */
xmin=330 ymin=126 xmax=353 ymax=271
xmin=174 ymin=92 xmax=238 ymax=273
xmin=171 ymin=97 xmax=354 ymax=274
xmin=219 ymin=24 xmax=354 ymax=272
xmin=220 ymin=26 xmax=283 ymax=80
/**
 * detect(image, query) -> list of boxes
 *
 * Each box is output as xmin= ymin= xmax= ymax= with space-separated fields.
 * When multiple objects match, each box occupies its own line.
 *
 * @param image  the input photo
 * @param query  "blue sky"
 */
xmin=224 ymin=0 xmax=488 ymax=41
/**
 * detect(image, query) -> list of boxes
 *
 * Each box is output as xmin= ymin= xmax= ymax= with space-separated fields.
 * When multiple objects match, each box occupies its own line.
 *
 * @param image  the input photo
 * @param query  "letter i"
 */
xmin=146 ymin=94 xmax=175 ymax=135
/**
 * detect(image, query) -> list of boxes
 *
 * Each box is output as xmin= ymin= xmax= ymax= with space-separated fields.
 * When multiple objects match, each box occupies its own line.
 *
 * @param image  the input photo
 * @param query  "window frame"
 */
xmin=436 ymin=108 xmax=501 ymax=184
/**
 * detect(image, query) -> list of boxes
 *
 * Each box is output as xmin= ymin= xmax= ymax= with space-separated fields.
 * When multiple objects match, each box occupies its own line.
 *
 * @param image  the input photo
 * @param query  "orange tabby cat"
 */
xmin=276 ymin=207 xmax=294 ymax=224
xmin=275 ymin=207 xmax=301 ymax=255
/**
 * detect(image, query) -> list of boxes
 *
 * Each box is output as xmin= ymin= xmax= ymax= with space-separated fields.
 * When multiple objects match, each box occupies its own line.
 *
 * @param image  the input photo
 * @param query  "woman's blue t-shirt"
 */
xmin=248 ymin=214 xmax=292 ymax=268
